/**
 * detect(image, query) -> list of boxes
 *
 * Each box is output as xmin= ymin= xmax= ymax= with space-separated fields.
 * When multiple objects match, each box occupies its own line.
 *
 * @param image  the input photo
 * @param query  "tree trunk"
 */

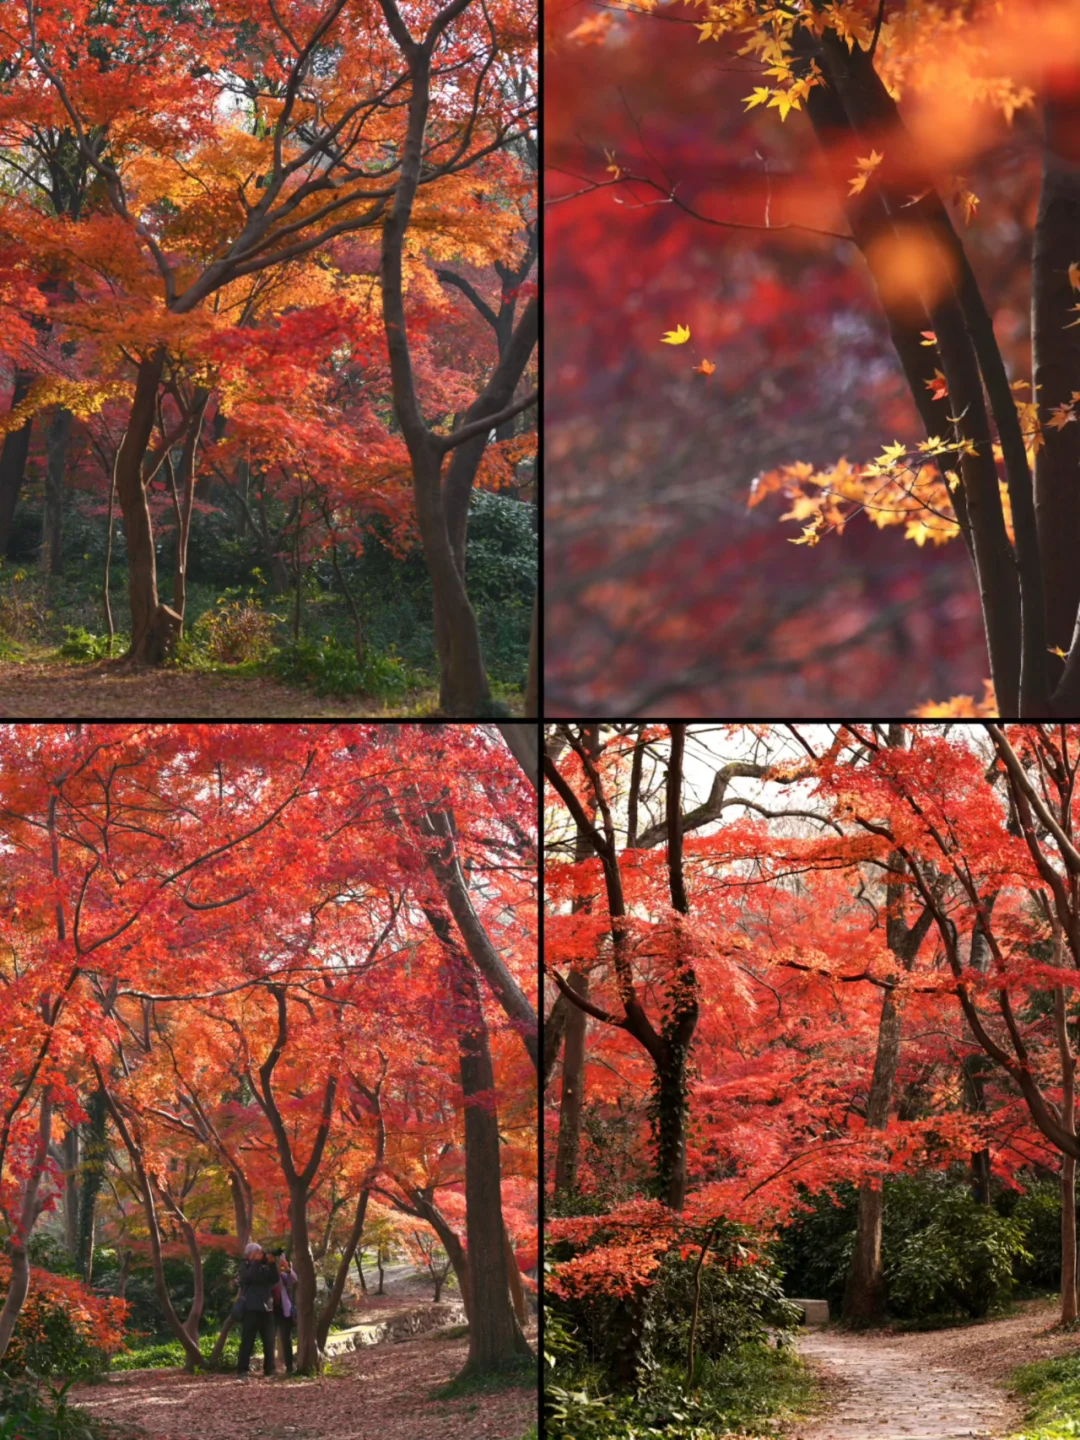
xmin=962 ymin=1053 xmax=993 ymax=1204
xmin=503 ymin=1219 xmax=527 ymax=1326
xmin=316 ymin=1182 xmax=375 ymax=1351
xmin=0 ymin=1092 xmax=54 ymax=1364
xmin=96 ymin=1073 xmax=204 ymax=1370
xmin=77 ymin=1084 xmax=108 ymax=1282
xmin=355 ymin=1250 xmax=367 ymax=1294
xmin=433 ymin=1274 xmax=443 ymax=1302
xmin=414 ymin=444 xmax=492 ymax=715
xmin=0 ymin=369 xmax=35 ymax=557
xmin=1063 ymin=1153 xmax=1078 ymax=1325
xmin=289 ymin=1182 xmax=322 ymax=1374
xmin=113 ymin=352 xmax=182 ymax=664
xmin=449 ymin=946 xmax=531 ymax=1371
xmin=171 ymin=390 xmax=209 ymax=626
xmin=554 ymin=968 xmax=588 ymax=1196
xmin=40 ymin=407 xmax=72 ymax=576
xmin=1033 ymin=87 xmax=1080 ymax=684
xmin=62 ymin=1124 xmax=80 ymax=1258
xmin=1056 ymin=980 xmax=1078 ymax=1324
xmin=376 ymin=1249 xmax=385 ymax=1294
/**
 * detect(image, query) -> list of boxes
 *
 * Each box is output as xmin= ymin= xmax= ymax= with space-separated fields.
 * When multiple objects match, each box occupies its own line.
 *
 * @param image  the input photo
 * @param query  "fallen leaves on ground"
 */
xmin=71 ymin=1328 xmax=537 ymax=1440
xmin=0 ymin=662 xmax=437 ymax=718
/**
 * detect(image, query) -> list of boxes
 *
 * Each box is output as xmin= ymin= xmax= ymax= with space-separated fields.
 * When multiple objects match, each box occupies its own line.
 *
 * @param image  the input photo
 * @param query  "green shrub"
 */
xmin=57 ymin=627 xmax=126 ymax=661
xmin=0 ymin=1373 xmax=103 ymax=1440
xmin=270 ymin=636 xmax=413 ymax=699
xmin=642 ymin=1224 xmax=802 ymax=1370
xmin=545 ymin=1344 xmax=814 ymax=1440
xmin=886 ymin=1187 xmax=1030 ymax=1319
xmin=191 ymin=598 xmax=278 ymax=664
xmin=1012 ymin=1180 xmax=1069 ymax=1291
xmin=775 ymin=1184 xmax=859 ymax=1314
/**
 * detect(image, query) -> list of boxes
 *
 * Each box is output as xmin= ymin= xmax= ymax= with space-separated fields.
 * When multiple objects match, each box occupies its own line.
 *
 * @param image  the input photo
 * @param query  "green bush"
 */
xmin=774 ymin=1184 xmax=858 ymax=1314
xmin=1012 ymin=1180 xmax=1069 ymax=1291
xmin=886 ymin=1187 xmax=1030 ymax=1319
xmin=642 ymin=1224 xmax=802 ymax=1371
xmin=58 ymin=627 xmax=126 ymax=661
xmin=191 ymin=598 xmax=279 ymax=664
xmin=0 ymin=1373 xmax=103 ymax=1440
xmin=546 ymin=1343 xmax=815 ymax=1440
xmin=270 ymin=636 xmax=413 ymax=699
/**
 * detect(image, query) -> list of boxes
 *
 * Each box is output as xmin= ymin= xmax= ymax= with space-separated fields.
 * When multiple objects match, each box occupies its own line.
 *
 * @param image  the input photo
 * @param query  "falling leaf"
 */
xmin=693 ymin=358 xmax=716 ymax=375
xmin=660 ymin=323 xmax=691 ymax=345
xmin=1069 ymin=261 xmax=1080 ymax=292
xmin=1048 ymin=403 xmax=1078 ymax=431
xmin=920 ymin=331 xmax=937 ymax=346
xmin=789 ymin=520 xmax=823 ymax=546
xmin=1050 ymin=646 xmax=1068 ymax=659
xmin=848 ymin=149 xmax=884 ymax=197
xmin=603 ymin=148 xmax=625 ymax=180
xmin=924 ymin=369 xmax=948 ymax=402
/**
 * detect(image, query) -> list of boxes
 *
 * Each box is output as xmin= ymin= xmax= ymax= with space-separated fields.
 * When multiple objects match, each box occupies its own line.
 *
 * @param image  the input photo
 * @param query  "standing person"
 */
xmin=236 ymin=1241 xmax=279 ymax=1377
xmin=272 ymin=1250 xmax=299 ymax=1377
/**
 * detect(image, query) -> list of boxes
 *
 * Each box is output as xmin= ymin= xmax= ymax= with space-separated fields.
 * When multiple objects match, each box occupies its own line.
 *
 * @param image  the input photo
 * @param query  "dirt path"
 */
xmin=795 ymin=1299 xmax=1078 ymax=1440
xmin=0 ymin=662 xmax=433 ymax=717
xmin=71 ymin=1328 xmax=536 ymax=1440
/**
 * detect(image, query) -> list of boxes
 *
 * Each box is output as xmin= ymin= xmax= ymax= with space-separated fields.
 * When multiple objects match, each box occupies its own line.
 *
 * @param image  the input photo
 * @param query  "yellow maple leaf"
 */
xmin=743 ymin=87 xmax=770 ymax=109
xmin=848 ymin=149 xmax=884 ymax=196
xmin=767 ymin=90 xmax=801 ymax=121
xmin=693 ymin=358 xmax=716 ymax=375
xmin=788 ymin=518 xmax=824 ymax=546
xmin=1048 ymin=403 xmax=1078 ymax=431
xmin=660 ymin=323 xmax=691 ymax=345
xmin=1050 ymin=646 xmax=1068 ymax=659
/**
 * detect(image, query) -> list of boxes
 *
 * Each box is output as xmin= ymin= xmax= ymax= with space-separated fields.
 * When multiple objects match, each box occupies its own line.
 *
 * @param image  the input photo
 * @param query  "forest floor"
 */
xmin=70 ymin=1321 xmax=538 ymax=1440
xmin=0 ymin=658 xmax=441 ymax=717
xmin=794 ymin=1298 xmax=1075 ymax=1440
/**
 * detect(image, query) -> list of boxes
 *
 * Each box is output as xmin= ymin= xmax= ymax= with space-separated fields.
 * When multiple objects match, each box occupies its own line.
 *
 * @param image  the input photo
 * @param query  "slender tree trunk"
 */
xmin=96 ymin=1073 xmax=204 ymax=1370
xmin=113 ymin=352 xmax=182 ymax=664
xmin=40 ymin=407 xmax=72 ymax=576
xmin=503 ymin=1219 xmax=527 ymax=1326
xmin=0 ymin=1093 xmax=54 ymax=1363
xmin=0 ymin=369 xmax=35 ymax=557
xmin=62 ymin=1124 xmax=80 ymax=1257
xmin=447 ymin=945 xmax=531 ymax=1371
xmin=433 ymin=1273 xmax=443 ymax=1302
xmin=1033 ymin=87 xmax=1080 ymax=683
xmin=316 ymin=1182 xmax=376 ymax=1350
xmin=355 ymin=1250 xmax=367 ymax=1294
xmin=77 ymin=1084 xmax=107 ymax=1282
xmin=554 ymin=969 xmax=588 ymax=1196
xmin=289 ymin=1181 xmax=321 ymax=1374
xmin=1056 ymin=981 xmax=1078 ymax=1324
xmin=171 ymin=390 xmax=209 ymax=627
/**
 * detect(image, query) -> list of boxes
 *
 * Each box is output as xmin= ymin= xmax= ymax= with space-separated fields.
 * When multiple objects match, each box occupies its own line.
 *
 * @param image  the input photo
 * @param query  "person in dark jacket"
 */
xmin=272 ymin=1250 xmax=299 ymax=1376
xmin=236 ymin=1242 xmax=279 ymax=1376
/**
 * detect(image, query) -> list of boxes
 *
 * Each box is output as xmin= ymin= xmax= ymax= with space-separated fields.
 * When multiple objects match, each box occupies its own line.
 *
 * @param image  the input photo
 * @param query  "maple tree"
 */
xmin=0 ymin=722 xmax=537 ymax=1386
xmin=0 ymin=0 xmax=537 ymax=712
xmin=545 ymin=721 xmax=1080 ymax=1405
xmin=548 ymin=0 xmax=1080 ymax=716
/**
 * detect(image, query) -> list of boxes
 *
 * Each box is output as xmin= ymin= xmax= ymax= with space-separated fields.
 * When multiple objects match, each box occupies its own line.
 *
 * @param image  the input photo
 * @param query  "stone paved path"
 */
xmin=797 ymin=1329 xmax=1016 ymax=1440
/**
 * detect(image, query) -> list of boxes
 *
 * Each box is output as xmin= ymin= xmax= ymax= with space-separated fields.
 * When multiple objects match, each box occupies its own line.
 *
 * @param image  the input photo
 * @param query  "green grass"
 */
xmin=1010 ymin=1355 xmax=1080 ymax=1438
xmin=109 ymin=1332 xmax=241 ymax=1372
